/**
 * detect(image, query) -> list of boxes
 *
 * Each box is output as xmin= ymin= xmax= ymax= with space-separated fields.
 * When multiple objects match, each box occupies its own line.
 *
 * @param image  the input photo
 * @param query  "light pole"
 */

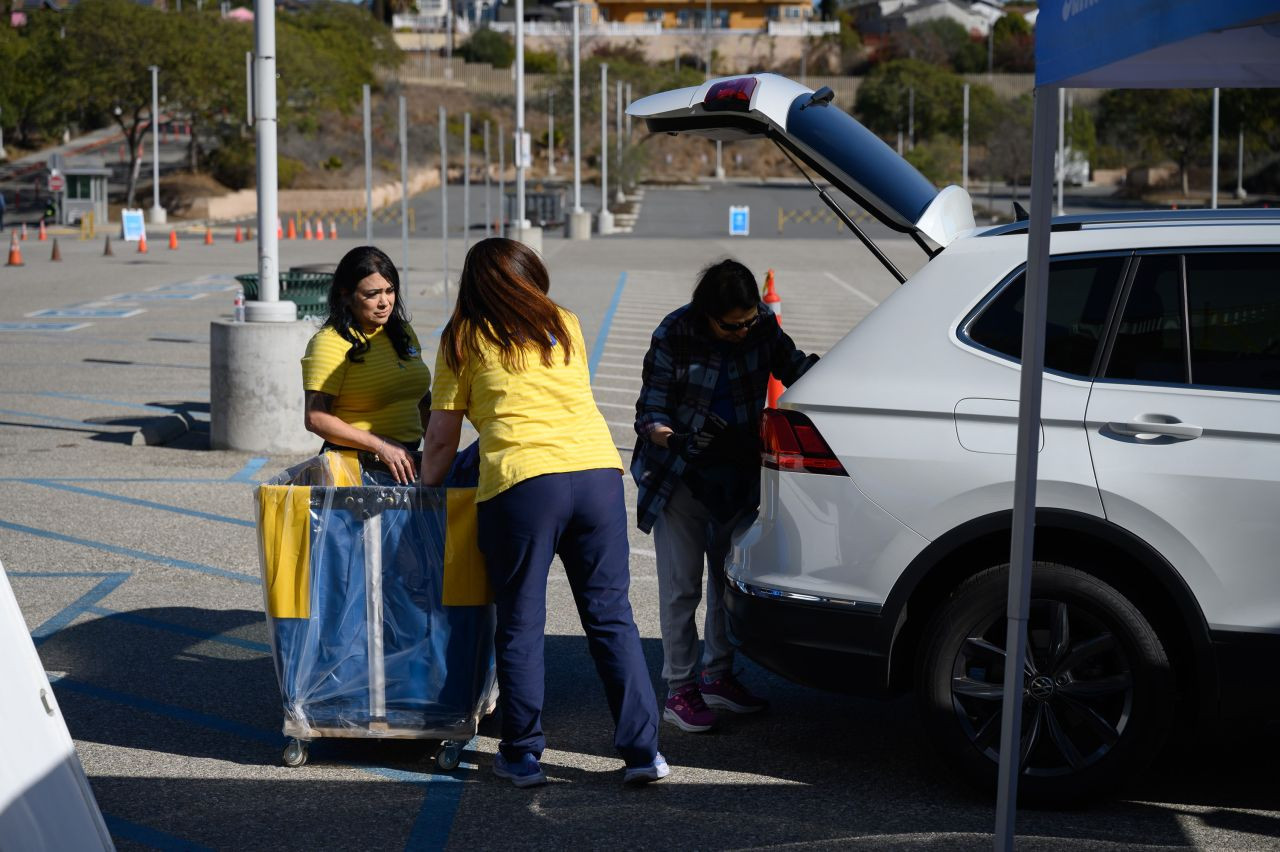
xmin=515 ymin=0 xmax=530 ymax=242
xmin=599 ymin=63 xmax=613 ymax=235
xmin=547 ymin=90 xmax=556 ymax=176
xmin=1057 ymin=87 xmax=1065 ymax=215
xmin=251 ymin=0 xmax=280 ymax=310
xmin=148 ymin=65 xmax=166 ymax=224
xmin=484 ymin=120 xmax=492 ymax=238
xmin=962 ymin=83 xmax=970 ymax=191
xmin=567 ymin=2 xmax=591 ymax=239
xmin=400 ymin=94 xmax=409 ymax=285
xmin=704 ymin=0 xmax=711 ymax=76
xmin=1236 ymin=124 xmax=1247 ymax=200
xmin=363 ymin=84 xmax=373 ymax=242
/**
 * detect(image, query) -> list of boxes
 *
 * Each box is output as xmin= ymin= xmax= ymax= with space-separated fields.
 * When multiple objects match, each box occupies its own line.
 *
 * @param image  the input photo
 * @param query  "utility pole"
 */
xmin=498 ymin=120 xmax=505 ymax=238
xmin=908 ymin=87 xmax=915 ymax=151
xmin=1236 ymin=124 xmax=1247 ymax=200
xmin=1057 ymin=87 xmax=1065 ymax=216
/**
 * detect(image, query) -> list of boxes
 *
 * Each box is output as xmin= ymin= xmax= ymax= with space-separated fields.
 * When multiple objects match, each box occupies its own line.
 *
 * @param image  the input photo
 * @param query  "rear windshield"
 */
xmin=785 ymin=96 xmax=938 ymax=231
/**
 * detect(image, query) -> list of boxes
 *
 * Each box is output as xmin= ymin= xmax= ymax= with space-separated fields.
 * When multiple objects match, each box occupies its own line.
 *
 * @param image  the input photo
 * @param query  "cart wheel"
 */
xmin=282 ymin=739 xmax=309 ymax=768
xmin=435 ymin=741 xmax=463 ymax=772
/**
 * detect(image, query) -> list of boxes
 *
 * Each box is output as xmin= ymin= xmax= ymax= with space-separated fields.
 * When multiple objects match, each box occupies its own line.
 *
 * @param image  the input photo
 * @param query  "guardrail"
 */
xmin=489 ymin=21 xmax=663 ymax=36
xmin=767 ymin=21 xmax=840 ymax=36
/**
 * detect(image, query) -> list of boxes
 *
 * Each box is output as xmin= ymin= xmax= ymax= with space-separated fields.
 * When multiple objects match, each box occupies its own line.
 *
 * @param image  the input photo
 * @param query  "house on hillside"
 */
xmin=595 ymin=0 xmax=816 ymax=30
xmin=852 ymin=0 xmax=1010 ymax=38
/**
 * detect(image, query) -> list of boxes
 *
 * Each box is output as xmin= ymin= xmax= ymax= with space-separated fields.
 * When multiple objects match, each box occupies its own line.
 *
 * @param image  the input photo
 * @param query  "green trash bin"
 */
xmin=235 ymin=271 xmax=332 ymax=320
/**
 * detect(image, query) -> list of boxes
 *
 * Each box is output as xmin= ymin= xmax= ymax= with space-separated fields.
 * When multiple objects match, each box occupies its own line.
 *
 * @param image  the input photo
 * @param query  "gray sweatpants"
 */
xmin=652 ymin=480 xmax=735 ymax=694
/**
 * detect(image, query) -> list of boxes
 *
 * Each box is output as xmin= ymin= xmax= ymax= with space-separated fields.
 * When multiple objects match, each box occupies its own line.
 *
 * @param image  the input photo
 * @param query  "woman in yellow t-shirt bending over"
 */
xmin=420 ymin=238 xmax=667 ymax=788
xmin=301 ymin=246 xmax=431 ymax=484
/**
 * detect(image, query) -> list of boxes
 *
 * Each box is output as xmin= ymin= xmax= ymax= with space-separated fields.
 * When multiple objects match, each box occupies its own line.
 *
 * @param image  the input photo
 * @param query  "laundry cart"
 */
xmin=256 ymin=449 xmax=495 ymax=770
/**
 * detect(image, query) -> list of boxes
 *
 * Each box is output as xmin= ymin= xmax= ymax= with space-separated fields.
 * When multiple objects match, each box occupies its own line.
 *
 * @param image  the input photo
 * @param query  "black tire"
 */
xmin=917 ymin=562 xmax=1175 ymax=806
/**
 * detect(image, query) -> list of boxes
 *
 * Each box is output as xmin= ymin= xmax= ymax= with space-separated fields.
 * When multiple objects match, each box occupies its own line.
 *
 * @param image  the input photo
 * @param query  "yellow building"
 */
xmin=596 ymin=0 xmax=815 ymax=30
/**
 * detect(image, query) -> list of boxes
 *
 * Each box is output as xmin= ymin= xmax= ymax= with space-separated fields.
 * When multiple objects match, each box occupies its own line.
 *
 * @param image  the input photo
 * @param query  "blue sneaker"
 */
xmin=493 ymin=751 xmax=547 ymax=788
xmin=623 ymin=752 xmax=670 ymax=785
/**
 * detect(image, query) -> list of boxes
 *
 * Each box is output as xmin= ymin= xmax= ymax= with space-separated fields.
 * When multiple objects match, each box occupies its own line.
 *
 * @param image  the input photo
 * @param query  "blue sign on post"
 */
xmin=121 ymin=209 xmax=146 ymax=242
xmin=729 ymin=205 xmax=750 ymax=237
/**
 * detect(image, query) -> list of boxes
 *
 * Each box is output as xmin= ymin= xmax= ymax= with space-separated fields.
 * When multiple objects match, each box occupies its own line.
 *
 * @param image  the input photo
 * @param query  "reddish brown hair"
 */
xmin=441 ymin=238 xmax=574 ymax=374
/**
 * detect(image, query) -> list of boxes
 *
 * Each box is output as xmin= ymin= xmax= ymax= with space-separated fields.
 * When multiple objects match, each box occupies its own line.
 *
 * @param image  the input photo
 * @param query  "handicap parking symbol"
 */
xmin=729 ymin=205 xmax=750 ymax=237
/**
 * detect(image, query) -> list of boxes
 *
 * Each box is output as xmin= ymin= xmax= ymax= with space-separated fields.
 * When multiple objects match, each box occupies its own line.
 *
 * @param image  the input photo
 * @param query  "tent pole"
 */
xmin=994 ymin=84 xmax=1059 ymax=852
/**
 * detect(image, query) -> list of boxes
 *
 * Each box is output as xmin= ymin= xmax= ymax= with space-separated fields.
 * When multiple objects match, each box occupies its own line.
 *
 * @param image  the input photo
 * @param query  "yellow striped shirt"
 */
xmin=301 ymin=324 xmax=431 ymax=443
xmin=431 ymin=309 xmax=621 ymax=502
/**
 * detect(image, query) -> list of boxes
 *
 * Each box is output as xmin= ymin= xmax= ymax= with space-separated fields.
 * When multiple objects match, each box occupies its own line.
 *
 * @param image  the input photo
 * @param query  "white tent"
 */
xmin=997 ymin=2 xmax=1280 ymax=847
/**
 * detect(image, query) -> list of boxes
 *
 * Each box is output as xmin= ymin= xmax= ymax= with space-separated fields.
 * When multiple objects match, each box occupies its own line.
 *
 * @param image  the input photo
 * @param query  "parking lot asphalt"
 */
xmin=2 ymin=203 xmax=1279 ymax=851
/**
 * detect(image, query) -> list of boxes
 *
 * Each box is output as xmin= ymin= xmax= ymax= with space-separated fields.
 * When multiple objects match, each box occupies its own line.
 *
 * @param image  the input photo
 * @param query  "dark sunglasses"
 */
xmin=713 ymin=312 xmax=762 ymax=332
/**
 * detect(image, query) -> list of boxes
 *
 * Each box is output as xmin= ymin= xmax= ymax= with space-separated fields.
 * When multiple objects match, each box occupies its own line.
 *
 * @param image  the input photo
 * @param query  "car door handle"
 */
xmin=1106 ymin=416 xmax=1203 ymax=440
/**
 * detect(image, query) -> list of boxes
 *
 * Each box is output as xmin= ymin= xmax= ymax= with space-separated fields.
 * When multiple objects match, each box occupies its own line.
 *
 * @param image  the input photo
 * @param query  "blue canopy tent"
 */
xmin=998 ymin=2 xmax=1280 ymax=847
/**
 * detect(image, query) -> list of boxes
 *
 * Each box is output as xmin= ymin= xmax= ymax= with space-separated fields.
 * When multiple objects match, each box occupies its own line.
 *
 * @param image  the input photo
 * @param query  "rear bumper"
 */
xmin=723 ymin=577 xmax=898 ymax=698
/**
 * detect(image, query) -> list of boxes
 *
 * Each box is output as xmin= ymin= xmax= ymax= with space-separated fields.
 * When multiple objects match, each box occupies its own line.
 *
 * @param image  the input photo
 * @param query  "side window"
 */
xmin=1105 ymin=253 xmax=1186 ymax=384
xmin=966 ymin=256 xmax=1125 ymax=377
xmin=1185 ymin=252 xmax=1280 ymax=391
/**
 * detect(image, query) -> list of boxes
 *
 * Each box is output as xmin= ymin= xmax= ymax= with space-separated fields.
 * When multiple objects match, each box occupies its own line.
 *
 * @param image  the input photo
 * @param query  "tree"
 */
xmin=0 ymin=13 xmax=73 ymax=148
xmin=63 ymin=0 xmax=176 ymax=207
xmin=883 ymin=19 xmax=984 ymax=73
xmin=458 ymin=28 xmax=515 ymax=68
xmin=984 ymin=94 xmax=1034 ymax=203
xmin=166 ymin=12 xmax=251 ymax=173
xmin=992 ymin=13 xmax=1034 ymax=73
xmin=855 ymin=59 xmax=997 ymax=142
xmin=1098 ymin=89 xmax=1212 ymax=196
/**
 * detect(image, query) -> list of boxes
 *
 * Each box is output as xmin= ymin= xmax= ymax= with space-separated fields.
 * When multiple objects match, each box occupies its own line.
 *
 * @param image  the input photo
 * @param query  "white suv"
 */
xmin=631 ymin=74 xmax=1280 ymax=804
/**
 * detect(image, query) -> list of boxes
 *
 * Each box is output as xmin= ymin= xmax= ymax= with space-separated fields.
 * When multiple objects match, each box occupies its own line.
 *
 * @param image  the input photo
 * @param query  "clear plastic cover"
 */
xmin=255 ymin=447 xmax=495 ymax=741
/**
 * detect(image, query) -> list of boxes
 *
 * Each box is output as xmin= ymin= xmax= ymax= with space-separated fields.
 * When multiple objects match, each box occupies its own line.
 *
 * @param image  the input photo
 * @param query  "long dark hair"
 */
xmin=326 ymin=246 xmax=414 ymax=362
xmin=441 ymin=238 xmax=573 ymax=374
xmin=691 ymin=258 xmax=760 ymax=317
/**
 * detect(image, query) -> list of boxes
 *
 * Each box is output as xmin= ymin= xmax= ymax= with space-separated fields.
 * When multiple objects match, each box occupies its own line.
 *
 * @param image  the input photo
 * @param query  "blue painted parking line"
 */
xmin=105 ymin=292 xmax=209 ymax=302
xmin=0 ymin=519 xmax=259 ymax=584
xmin=0 ymin=390 xmax=178 ymax=413
xmin=401 ymin=750 xmax=475 ymax=852
xmin=83 ymin=605 xmax=272 ymax=654
xmin=0 ymin=476 xmax=236 ymax=484
xmin=102 ymin=814 xmax=215 ymax=852
xmin=27 ymin=308 xmax=146 ymax=319
xmin=0 ymin=406 xmax=102 ymax=429
xmin=589 ymin=271 xmax=629 ymax=381
xmin=0 ymin=321 xmax=93 ymax=332
xmin=8 ymin=571 xmax=132 ymax=645
xmin=27 ymin=481 xmax=255 ymax=528
xmin=51 ymin=676 xmax=279 ymax=745
xmin=230 ymin=457 xmax=269 ymax=483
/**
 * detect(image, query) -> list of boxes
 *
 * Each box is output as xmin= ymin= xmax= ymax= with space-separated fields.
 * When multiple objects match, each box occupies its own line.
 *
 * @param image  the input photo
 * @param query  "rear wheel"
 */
xmin=917 ymin=562 xmax=1174 ymax=805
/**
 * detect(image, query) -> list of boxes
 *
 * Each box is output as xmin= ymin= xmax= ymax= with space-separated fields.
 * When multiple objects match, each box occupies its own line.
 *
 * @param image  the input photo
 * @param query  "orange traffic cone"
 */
xmin=50 ymin=238 xmax=62 ymax=262
xmin=138 ymin=235 xmax=148 ymax=254
xmin=314 ymin=218 xmax=325 ymax=241
xmin=235 ymin=225 xmax=243 ymax=243
xmin=329 ymin=219 xmax=338 ymax=240
xmin=38 ymin=220 xmax=47 ymax=241
xmin=303 ymin=219 xmax=312 ymax=240
xmin=103 ymin=235 xmax=114 ymax=257
xmin=276 ymin=218 xmax=283 ymax=239
xmin=20 ymin=223 xmax=28 ymax=241
xmin=763 ymin=269 xmax=784 ymax=408
xmin=168 ymin=229 xmax=179 ymax=250
xmin=286 ymin=218 xmax=297 ymax=240
xmin=246 ymin=227 xmax=254 ymax=240
xmin=6 ymin=232 xmax=23 ymax=267
xmin=204 ymin=227 xmax=214 ymax=245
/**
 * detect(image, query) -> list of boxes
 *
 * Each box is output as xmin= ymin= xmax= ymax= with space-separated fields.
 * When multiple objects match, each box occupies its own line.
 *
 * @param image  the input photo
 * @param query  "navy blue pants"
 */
xmin=476 ymin=468 xmax=659 ymax=767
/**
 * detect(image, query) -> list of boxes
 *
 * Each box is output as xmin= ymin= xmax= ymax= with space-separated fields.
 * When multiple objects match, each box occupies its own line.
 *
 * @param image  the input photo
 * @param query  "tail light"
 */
xmin=704 ymin=77 xmax=757 ymax=112
xmin=760 ymin=409 xmax=847 ymax=475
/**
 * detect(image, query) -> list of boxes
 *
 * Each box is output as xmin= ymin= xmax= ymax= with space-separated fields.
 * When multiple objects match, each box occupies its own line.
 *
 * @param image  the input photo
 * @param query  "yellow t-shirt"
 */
xmin=431 ymin=308 xmax=622 ymax=502
xmin=301 ymin=323 xmax=431 ymax=444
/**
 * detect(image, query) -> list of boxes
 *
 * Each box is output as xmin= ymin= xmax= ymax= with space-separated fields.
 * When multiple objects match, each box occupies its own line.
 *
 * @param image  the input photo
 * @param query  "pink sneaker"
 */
xmin=700 ymin=671 xmax=769 ymax=714
xmin=663 ymin=684 xmax=717 ymax=732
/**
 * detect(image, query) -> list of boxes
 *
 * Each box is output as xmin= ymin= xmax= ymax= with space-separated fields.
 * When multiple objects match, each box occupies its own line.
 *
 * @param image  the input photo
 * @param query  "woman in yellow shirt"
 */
xmin=301 ymin=246 xmax=430 ymax=484
xmin=420 ymin=238 xmax=666 ymax=787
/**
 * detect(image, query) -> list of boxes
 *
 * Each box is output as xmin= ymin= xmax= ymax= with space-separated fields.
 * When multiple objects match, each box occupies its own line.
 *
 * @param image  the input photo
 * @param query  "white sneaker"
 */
xmin=623 ymin=752 xmax=670 ymax=784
